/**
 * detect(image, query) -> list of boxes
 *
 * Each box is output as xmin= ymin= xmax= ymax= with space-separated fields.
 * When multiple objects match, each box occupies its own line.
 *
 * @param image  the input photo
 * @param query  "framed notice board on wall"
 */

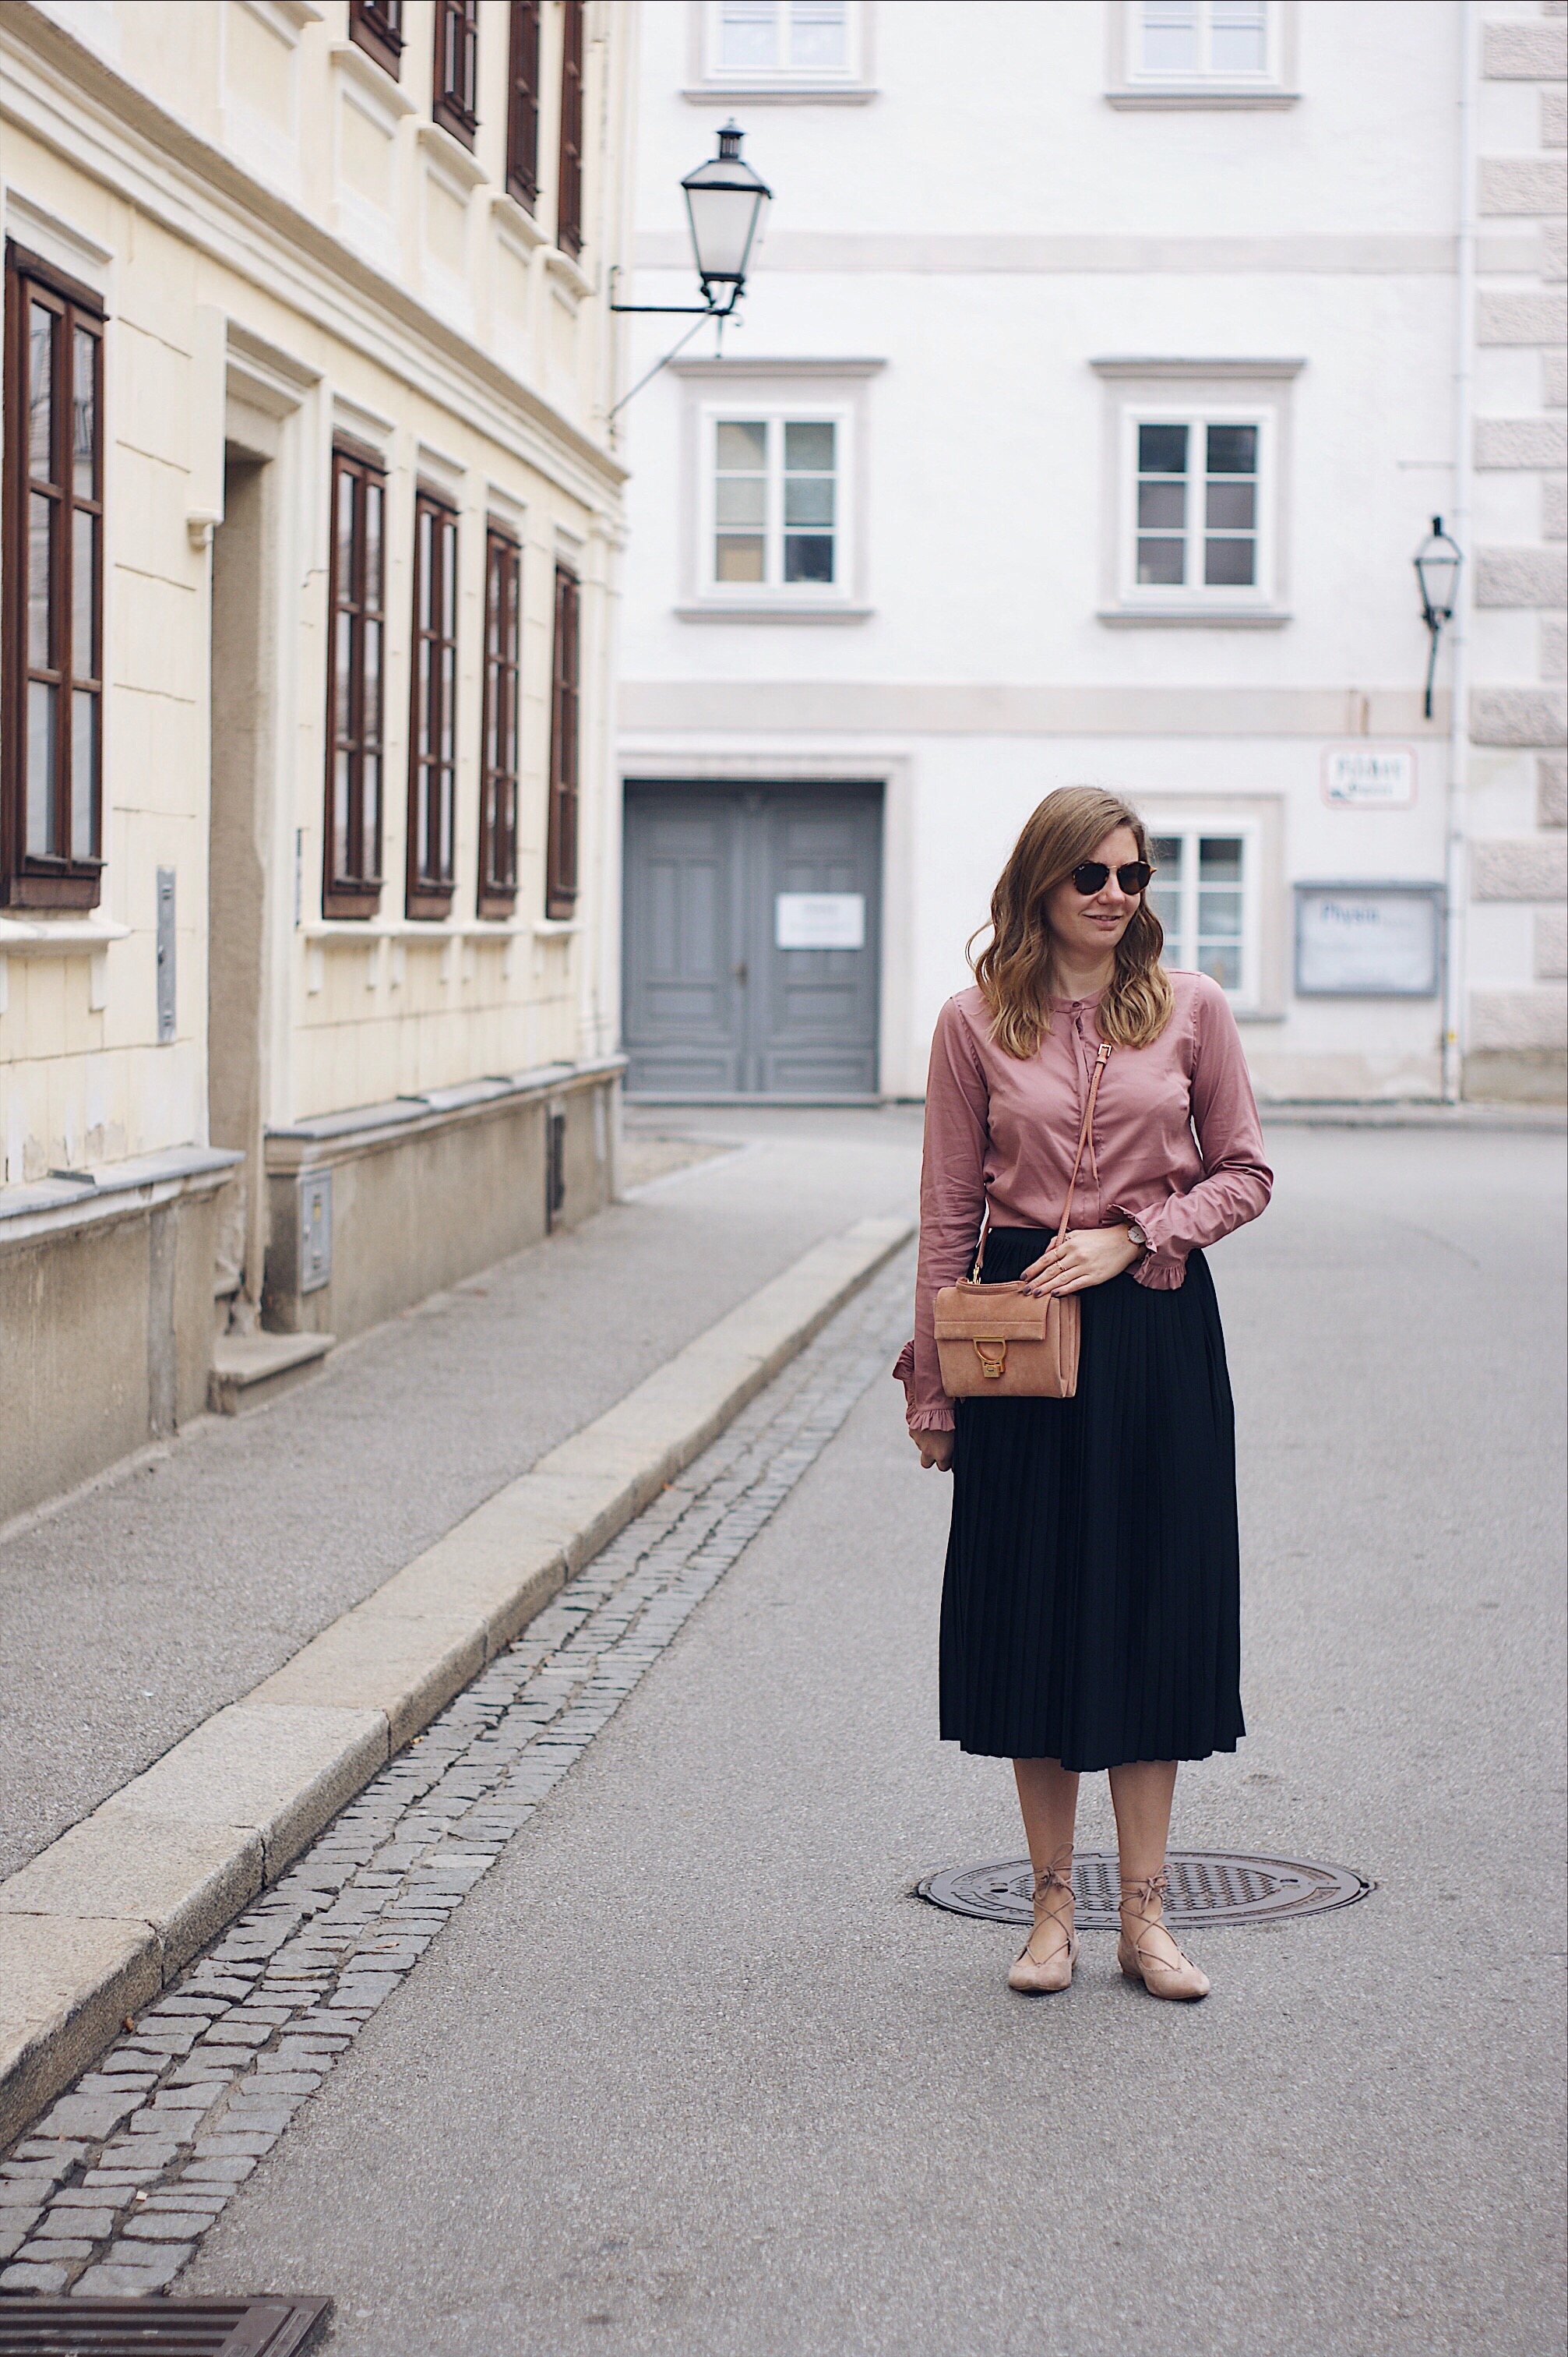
xmin=1294 ymin=884 xmax=1443 ymax=997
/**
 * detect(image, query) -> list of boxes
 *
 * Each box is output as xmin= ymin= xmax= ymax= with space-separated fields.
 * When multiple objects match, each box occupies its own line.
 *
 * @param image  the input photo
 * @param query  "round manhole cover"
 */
xmin=919 ymin=1850 xmax=1372 ymax=1929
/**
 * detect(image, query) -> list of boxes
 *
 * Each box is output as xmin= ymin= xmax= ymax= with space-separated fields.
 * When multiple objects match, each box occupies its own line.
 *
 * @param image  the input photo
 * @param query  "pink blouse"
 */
xmin=907 ymin=972 xmax=1273 ymax=1433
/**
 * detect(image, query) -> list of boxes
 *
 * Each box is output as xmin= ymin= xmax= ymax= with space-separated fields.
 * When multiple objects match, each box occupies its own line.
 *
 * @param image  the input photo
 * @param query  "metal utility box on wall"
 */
xmin=155 ymin=868 xmax=177 ymax=1043
xmin=298 ymin=1169 xmax=333 ymax=1291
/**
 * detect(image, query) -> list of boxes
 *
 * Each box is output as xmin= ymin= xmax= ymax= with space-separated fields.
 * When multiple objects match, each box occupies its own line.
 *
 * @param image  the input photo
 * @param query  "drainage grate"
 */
xmin=919 ymin=1848 xmax=1372 ymax=1928
xmin=0 ymin=2296 xmax=329 ymax=2355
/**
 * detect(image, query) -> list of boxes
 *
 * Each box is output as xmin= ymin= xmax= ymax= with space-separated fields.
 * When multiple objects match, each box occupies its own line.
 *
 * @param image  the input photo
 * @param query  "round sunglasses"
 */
xmin=1071 ymin=859 xmax=1154 ymax=896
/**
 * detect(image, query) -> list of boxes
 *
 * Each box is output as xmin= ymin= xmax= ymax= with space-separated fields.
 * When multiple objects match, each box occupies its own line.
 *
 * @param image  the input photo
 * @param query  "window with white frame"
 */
xmin=709 ymin=413 xmax=840 ymax=591
xmin=1126 ymin=412 xmax=1270 ymax=601
xmin=1147 ymin=827 xmax=1256 ymax=1001
xmin=705 ymin=0 xmax=858 ymax=83
xmin=1131 ymin=0 xmax=1274 ymax=82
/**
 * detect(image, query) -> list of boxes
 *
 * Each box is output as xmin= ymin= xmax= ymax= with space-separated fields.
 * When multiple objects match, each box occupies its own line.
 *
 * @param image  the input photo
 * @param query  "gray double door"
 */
xmin=623 ymin=785 xmax=882 ymax=1097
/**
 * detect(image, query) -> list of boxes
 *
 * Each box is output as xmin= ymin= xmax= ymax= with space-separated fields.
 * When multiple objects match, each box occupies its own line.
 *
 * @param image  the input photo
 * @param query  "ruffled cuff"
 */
xmin=893 ymin=1339 xmax=957 ymax=1431
xmin=1105 ymin=1201 xmax=1188 ymax=1293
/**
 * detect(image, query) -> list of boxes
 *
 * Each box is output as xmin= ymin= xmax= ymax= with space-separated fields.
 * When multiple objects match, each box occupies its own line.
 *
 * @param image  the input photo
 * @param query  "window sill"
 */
xmin=301 ymin=919 xmax=548 ymax=942
xmin=676 ymin=601 xmax=873 ymax=625
xmin=491 ymin=189 xmax=547 ymax=256
xmin=1105 ymin=86 xmax=1301 ymax=111
xmin=1098 ymin=606 xmax=1291 ymax=629
xmin=414 ymin=118 xmax=488 ymax=195
xmin=682 ymin=84 xmax=877 ymax=107
xmin=544 ymin=245 xmax=594 ymax=302
xmin=0 ymin=914 xmax=129 ymax=952
xmin=331 ymin=38 xmax=417 ymax=115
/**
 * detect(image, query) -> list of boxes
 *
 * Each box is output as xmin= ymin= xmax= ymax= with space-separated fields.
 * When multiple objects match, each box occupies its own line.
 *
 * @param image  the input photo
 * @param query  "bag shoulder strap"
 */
xmin=1059 ymin=1041 xmax=1112 ymax=1237
xmin=968 ymin=1038 xmax=1112 ymax=1279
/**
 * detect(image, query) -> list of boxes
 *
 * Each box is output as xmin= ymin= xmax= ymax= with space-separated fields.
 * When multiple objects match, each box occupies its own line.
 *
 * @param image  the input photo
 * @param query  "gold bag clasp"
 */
xmin=974 ymin=1339 xmax=1007 ymax=1379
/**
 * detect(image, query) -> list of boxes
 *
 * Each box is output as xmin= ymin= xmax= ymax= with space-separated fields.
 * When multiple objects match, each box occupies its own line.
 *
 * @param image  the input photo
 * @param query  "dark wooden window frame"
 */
xmin=2 ymin=243 xmax=106 ymax=911
xmin=323 ymin=439 xmax=387 ymax=919
xmin=544 ymin=561 xmax=580 ymax=921
xmin=557 ymin=0 xmax=585 ymax=258
xmin=478 ymin=524 xmax=522 ymax=917
xmin=407 ymin=485 xmax=460 ymax=921
xmin=506 ymin=0 xmax=542 ymax=210
xmin=347 ymin=0 xmax=404 ymax=80
xmin=432 ymin=0 xmax=480 ymax=148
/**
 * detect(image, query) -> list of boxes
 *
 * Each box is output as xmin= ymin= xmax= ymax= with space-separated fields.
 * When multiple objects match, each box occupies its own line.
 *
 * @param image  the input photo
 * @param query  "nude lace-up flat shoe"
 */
xmin=1007 ymin=1860 xmax=1079 ymax=1994
xmin=1117 ymin=1870 xmax=1210 ymax=2001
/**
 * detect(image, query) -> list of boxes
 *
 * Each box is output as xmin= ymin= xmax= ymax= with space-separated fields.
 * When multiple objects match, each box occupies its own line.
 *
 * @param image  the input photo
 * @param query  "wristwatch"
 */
xmin=1126 ymin=1220 xmax=1150 ymax=1254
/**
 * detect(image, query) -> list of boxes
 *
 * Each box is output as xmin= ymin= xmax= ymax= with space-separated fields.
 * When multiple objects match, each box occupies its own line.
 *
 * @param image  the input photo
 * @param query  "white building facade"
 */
xmin=615 ymin=0 xmax=1566 ymax=1106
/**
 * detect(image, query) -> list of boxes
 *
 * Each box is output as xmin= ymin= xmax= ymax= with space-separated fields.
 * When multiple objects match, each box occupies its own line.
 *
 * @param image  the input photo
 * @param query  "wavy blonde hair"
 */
xmin=969 ymin=786 xmax=1175 ymax=1057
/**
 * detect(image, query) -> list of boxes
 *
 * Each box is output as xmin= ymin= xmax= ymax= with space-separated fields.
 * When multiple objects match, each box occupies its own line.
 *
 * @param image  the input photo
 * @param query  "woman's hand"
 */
xmin=1020 ymin=1223 xmax=1142 ymax=1297
xmin=912 ymin=1429 xmax=956 ymax=1472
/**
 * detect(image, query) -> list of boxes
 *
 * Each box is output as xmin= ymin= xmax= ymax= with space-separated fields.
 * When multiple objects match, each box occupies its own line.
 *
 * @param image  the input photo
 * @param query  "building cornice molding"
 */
xmin=617 ymin=680 xmax=1453 ymax=740
xmin=633 ymin=230 xmax=1456 ymax=278
xmin=0 ymin=9 xmax=629 ymax=503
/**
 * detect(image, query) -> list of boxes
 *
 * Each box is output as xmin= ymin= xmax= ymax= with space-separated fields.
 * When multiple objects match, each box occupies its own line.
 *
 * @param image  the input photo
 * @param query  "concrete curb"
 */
xmin=0 ymin=1212 xmax=914 ymax=2149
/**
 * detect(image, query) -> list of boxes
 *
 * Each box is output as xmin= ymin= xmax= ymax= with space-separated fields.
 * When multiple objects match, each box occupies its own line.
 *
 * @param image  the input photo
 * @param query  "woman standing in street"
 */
xmin=902 ymin=786 xmax=1272 ymax=2001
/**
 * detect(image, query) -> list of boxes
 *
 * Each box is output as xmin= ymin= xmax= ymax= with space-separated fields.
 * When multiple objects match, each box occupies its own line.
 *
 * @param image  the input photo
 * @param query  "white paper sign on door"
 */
xmin=775 ymin=893 xmax=865 ymax=950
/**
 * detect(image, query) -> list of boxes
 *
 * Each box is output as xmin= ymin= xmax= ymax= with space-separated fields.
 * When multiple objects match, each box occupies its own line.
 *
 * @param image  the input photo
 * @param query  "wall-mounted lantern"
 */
xmin=611 ymin=123 xmax=770 ymax=323
xmin=1413 ymin=515 xmax=1463 ymax=720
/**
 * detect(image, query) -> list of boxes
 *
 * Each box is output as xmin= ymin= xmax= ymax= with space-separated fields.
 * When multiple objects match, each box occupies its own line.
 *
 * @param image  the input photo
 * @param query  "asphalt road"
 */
xmin=177 ymin=1123 xmax=1566 ymax=2357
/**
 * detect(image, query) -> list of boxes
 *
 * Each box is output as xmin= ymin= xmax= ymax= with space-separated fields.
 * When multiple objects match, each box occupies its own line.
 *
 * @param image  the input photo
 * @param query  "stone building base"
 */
xmin=0 ymin=1150 xmax=239 ymax=1529
xmin=1464 ymin=1048 xmax=1568 ymax=1106
xmin=263 ymin=1057 xmax=625 ymax=1341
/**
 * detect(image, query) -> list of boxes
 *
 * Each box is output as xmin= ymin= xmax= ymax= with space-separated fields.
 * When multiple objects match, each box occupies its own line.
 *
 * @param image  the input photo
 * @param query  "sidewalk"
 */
xmin=0 ymin=1106 xmax=921 ymax=1886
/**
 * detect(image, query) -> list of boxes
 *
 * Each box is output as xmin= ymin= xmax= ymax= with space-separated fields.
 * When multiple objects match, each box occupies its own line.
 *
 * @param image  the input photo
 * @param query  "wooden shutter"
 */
xmin=545 ymin=563 xmax=580 ymax=919
xmin=323 ymin=442 xmax=386 ymax=917
xmin=2 ymin=244 xmax=106 ymax=909
xmin=506 ymin=0 xmax=542 ymax=208
xmin=432 ymin=0 xmax=480 ymax=146
xmin=347 ymin=0 xmax=404 ymax=79
xmin=557 ymin=0 xmax=585 ymax=259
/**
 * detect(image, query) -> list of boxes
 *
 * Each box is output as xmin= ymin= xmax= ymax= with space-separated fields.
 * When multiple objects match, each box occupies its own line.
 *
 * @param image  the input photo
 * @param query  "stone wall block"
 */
xmin=1537 ymin=905 xmax=1568 ymax=979
xmin=1474 ymin=546 xmax=1568 ymax=605
xmin=1478 ymin=291 xmax=1567 ymax=345
xmin=1478 ymin=155 xmax=1568 ymax=215
xmin=1545 ymin=615 xmax=1568 ymax=681
xmin=1471 ymin=834 xmax=1568 ymax=900
xmin=1546 ymin=350 xmax=1566 ymax=408
xmin=1475 ymin=417 xmax=1567 ymax=469
xmin=1483 ymin=19 xmax=1568 ymax=78
xmin=1540 ymin=752 xmax=1568 ymax=827
xmin=1545 ymin=85 xmax=1567 ymax=146
xmin=1470 ymin=687 xmax=1568 ymax=746
xmin=1468 ymin=990 xmax=1568 ymax=1052
xmin=1545 ymin=217 xmax=1568 ymax=281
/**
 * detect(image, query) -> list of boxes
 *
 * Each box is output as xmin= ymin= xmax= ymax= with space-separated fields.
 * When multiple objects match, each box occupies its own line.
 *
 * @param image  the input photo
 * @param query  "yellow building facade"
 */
xmin=0 ymin=0 xmax=634 ymax=1520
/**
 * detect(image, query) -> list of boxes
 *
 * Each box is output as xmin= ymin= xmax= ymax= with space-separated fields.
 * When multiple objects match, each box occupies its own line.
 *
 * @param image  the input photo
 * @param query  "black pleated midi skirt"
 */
xmin=939 ymin=1226 xmax=1245 ymax=1772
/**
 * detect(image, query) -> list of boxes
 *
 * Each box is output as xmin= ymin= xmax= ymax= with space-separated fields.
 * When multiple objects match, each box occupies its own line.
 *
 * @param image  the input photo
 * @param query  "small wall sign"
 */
xmin=1322 ymin=745 xmax=1417 ymax=808
xmin=1295 ymin=884 xmax=1443 ymax=997
xmin=775 ymin=892 xmax=865 ymax=951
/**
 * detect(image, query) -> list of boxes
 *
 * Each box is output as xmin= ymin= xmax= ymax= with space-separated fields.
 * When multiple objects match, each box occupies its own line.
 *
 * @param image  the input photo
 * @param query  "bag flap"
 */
xmin=933 ymin=1281 xmax=1052 ymax=1342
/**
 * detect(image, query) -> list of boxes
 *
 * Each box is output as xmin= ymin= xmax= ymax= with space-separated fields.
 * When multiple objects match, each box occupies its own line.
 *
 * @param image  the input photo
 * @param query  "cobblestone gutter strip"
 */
xmin=0 ymin=1252 xmax=914 ymax=2295
xmin=0 ymin=1214 xmax=912 ymax=2153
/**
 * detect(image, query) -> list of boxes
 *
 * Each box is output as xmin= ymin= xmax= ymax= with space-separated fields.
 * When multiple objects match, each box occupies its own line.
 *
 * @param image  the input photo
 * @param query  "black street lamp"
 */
xmin=611 ymin=123 xmax=770 ymax=321
xmin=1413 ymin=515 xmax=1463 ymax=720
